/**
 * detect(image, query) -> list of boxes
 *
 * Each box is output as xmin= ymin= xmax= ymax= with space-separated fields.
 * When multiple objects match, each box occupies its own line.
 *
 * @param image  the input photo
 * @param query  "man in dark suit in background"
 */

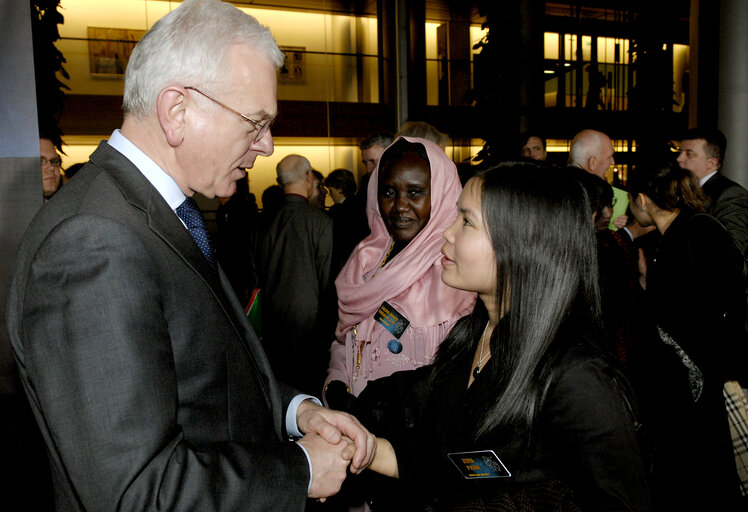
xmin=6 ymin=1 xmax=374 ymax=510
xmin=677 ymin=128 xmax=748 ymax=261
xmin=256 ymin=155 xmax=336 ymax=396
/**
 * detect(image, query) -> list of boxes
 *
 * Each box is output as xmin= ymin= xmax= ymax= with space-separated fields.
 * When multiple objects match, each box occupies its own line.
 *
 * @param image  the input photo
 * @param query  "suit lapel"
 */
xmin=90 ymin=142 xmax=283 ymax=436
xmin=217 ymin=267 xmax=284 ymax=437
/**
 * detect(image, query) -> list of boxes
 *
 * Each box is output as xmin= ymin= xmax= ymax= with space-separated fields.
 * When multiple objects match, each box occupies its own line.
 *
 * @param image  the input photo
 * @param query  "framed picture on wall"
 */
xmin=278 ymin=46 xmax=306 ymax=84
xmin=87 ymin=27 xmax=146 ymax=78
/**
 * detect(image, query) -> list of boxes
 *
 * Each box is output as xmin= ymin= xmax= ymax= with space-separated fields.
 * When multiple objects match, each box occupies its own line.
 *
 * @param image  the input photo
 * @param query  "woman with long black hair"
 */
xmin=364 ymin=162 xmax=652 ymax=511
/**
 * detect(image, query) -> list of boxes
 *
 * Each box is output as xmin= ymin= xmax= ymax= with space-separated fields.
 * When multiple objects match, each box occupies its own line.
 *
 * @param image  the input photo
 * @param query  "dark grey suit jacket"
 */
xmin=6 ymin=142 xmax=309 ymax=511
xmin=255 ymin=195 xmax=336 ymax=396
xmin=702 ymin=172 xmax=748 ymax=259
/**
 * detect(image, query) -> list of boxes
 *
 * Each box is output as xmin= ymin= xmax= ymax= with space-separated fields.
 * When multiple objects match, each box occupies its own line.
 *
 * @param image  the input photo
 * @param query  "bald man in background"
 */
xmin=569 ymin=129 xmax=628 ymax=230
xmin=255 ymin=155 xmax=336 ymax=396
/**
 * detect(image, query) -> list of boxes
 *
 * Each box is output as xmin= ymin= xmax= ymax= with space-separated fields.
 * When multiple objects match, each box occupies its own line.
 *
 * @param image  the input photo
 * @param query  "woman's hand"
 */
xmin=296 ymin=399 xmax=376 ymax=474
xmin=367 ymin=438 xmax=399 ymax=478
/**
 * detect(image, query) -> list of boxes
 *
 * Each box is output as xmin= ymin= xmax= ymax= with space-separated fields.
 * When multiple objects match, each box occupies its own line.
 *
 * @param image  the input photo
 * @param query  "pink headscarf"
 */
xmin=334 ymin=136 xmax=476 ymax=342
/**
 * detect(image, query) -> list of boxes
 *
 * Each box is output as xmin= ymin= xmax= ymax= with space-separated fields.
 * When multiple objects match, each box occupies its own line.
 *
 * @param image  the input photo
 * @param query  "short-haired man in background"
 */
xmin=39 ymin=135 xmax=61 ymax=200
xmin=677 ymin=128 xmax=748 ymax=260
xmin=520 ymin=133 xmax=547 ymax=161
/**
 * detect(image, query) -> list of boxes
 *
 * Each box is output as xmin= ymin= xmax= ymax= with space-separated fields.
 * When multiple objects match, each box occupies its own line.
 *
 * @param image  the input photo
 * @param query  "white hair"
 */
xmin=568 ymin=129 xmax=606 ymax=169
xmin=276 ymin=155 xmax=312 ymax=186
xmin=123 ymin=0 xmax=284 ymax=118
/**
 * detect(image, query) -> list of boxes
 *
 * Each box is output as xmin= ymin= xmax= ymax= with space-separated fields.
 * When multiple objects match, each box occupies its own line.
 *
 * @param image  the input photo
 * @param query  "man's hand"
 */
xmin=296 ymin=400 xmax=376 ymax=474
xmin=613 ymin=214 xmax=628 ymax=229
xmin=628 ymin=221 xmax=656 ymax=239
xmin=297 ymin=433 xmax=354 ymax=499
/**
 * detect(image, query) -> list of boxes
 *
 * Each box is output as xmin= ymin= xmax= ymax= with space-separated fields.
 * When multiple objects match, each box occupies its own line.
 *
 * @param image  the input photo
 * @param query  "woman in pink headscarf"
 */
xmin=324 ymin=136 xmax=476 ymax=408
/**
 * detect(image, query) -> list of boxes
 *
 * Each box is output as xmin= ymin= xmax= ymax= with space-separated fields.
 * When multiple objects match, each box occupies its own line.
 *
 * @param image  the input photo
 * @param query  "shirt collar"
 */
xmin=286 ymin=192 xmax=309 ymax=202
xmin=107 ymin=129 xmax=186 ymax=211
xmin=699 ymin=170 xmax=718 ymax=186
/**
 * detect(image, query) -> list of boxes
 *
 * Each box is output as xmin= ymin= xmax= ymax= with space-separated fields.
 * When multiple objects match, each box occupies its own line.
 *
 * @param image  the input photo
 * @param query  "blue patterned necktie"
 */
xmin=176 ymin=197 xmax=215 ymax=268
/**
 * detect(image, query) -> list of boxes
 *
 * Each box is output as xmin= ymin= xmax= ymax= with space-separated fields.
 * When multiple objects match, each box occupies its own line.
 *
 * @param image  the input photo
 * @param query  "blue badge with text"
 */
xmin=374 ymin=301 xmax=410 ymax=340
xmin=447 ymin=450 xmax=511 ymax=479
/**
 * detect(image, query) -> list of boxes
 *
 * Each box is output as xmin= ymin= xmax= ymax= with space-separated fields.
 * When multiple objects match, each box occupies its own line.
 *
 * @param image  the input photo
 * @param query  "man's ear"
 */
xmin=706 ymin=157 xmax=720 ymax=173
xmin=587 ymin=156 xmax=598 ymax=173
xmin=156 ymin=86 xmax=188 ymax=147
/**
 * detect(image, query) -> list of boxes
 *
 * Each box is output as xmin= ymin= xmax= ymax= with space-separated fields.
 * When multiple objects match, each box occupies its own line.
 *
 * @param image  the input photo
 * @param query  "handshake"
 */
xmin=295 ymin=399 xmax=378 ymax=500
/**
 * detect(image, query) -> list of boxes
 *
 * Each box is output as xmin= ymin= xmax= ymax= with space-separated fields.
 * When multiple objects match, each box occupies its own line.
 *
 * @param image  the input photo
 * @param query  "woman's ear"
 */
xmin=636 ymin=193 xmax=647 ymax=209
xmin=156 ymin=86 xmax=188 ymax=147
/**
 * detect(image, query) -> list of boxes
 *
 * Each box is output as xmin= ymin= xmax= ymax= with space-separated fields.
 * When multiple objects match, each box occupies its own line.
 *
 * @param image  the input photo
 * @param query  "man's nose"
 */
xmin=251 ymin=128 xmax=274 ymax=157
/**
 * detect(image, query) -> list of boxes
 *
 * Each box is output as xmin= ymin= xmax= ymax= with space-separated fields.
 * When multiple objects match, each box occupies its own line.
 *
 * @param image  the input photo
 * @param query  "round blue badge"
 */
xmin=387 ymin=339 xmax=403 ymax=354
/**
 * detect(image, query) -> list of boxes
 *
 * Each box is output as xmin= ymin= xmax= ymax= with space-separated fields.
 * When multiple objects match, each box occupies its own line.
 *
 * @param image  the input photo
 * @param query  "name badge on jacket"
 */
xmin=447 ymin=450 xmax=511 ymax=479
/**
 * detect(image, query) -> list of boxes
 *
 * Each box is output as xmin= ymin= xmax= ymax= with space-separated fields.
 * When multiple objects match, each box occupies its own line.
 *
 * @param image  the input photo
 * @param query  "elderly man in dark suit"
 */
xmin=6 ymin=1 xmax=375 ymax=510
xmin=255 ymin=155 xmax=336 ymax=397
xmin=677 ymin=128 xmax=748 ymax=261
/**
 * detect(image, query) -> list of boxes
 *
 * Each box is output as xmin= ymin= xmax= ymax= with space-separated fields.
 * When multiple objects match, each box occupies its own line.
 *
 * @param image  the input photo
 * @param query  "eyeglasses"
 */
xmin=185 ymin=86 xmax=273 ymax=143
xmin=41 ymin=157 xmax=62 ymax=168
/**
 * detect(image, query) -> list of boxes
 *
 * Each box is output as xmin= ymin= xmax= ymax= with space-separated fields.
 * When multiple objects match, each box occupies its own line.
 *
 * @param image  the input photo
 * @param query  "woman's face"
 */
xmin=329 ymin=187 xmax=345 ymax=204
xmin=441 ymin=178 xmax=496 ymax=297
xmin=378 ymin=153 xmax=432 ymax=243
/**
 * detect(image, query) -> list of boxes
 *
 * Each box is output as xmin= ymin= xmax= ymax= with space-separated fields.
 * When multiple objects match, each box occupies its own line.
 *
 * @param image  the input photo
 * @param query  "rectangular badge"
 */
xmin=374 ymin=301 xmax=410 ymax=339
xmin=447 ymin=450 xmax=512 ymax=479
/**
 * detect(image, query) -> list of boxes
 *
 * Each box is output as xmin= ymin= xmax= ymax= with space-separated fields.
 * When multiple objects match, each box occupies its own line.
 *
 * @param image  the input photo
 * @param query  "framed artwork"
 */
xmin=87 ymin=27 xmax=146 ymax=78
xmin=278 ymin=46 xmax=306 ymax=84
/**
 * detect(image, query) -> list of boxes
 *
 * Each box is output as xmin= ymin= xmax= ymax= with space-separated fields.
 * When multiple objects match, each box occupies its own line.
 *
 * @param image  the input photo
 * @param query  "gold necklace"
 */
xmin=370 ymin=240 xmax=395 ymax=280
xmin=379 ymin=240 xmax=395 ymax=268
xmin=473 ymin=322 xmax=491 ymax=379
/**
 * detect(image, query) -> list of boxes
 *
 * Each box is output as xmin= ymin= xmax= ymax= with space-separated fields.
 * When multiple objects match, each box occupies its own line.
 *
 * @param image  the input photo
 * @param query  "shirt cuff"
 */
xmin=285 ymin=394 xmax=322 ymax=438
xmin=287 ymin=394 xmax=322 ymax=495
xmin=296 ymin=440 xmax=314 ymax=494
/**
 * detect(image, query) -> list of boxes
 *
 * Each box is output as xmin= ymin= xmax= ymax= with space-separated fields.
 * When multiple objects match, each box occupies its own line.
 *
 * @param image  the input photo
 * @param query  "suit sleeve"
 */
xmin=710 ymin=184 xmax=748 ymax=257
xmin=19 ymin=215 xmax=309 ymax=511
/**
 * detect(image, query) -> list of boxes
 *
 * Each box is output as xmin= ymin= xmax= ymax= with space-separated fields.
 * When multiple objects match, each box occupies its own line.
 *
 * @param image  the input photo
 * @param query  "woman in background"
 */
xmin=628 ymin=159 xmax=747 ymax=509
xmin=325 ymin=137 xmax=475 ymax=408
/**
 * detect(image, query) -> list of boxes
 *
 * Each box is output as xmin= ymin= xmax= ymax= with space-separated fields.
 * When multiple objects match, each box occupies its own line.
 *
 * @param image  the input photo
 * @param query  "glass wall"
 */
xmin=57 ymin=0 xmax=379 ymax=103
xmin=544 ymin=31 xmax=632 ymax=110
xmin=425 ymin=22 xmax=487 ymax=106
xmin=56 ymin=0 xmax=486 ymax=207
xmin=56 ymin=0 xmax=381 ymax=206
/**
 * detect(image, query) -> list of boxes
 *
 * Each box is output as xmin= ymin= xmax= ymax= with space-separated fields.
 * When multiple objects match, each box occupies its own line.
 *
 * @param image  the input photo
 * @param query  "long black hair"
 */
xmin=432 ymin=161 xmax=602 ymax=437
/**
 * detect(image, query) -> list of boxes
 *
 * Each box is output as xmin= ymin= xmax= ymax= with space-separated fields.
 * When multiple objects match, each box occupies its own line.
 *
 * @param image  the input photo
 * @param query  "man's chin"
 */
xmin=218 ymin=182 xmax=238 ymax=199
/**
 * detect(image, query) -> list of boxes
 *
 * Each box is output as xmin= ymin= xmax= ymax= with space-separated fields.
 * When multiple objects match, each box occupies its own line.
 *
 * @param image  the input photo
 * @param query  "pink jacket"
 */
xmin=326 ymin=136 xmax=476 ymax=397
